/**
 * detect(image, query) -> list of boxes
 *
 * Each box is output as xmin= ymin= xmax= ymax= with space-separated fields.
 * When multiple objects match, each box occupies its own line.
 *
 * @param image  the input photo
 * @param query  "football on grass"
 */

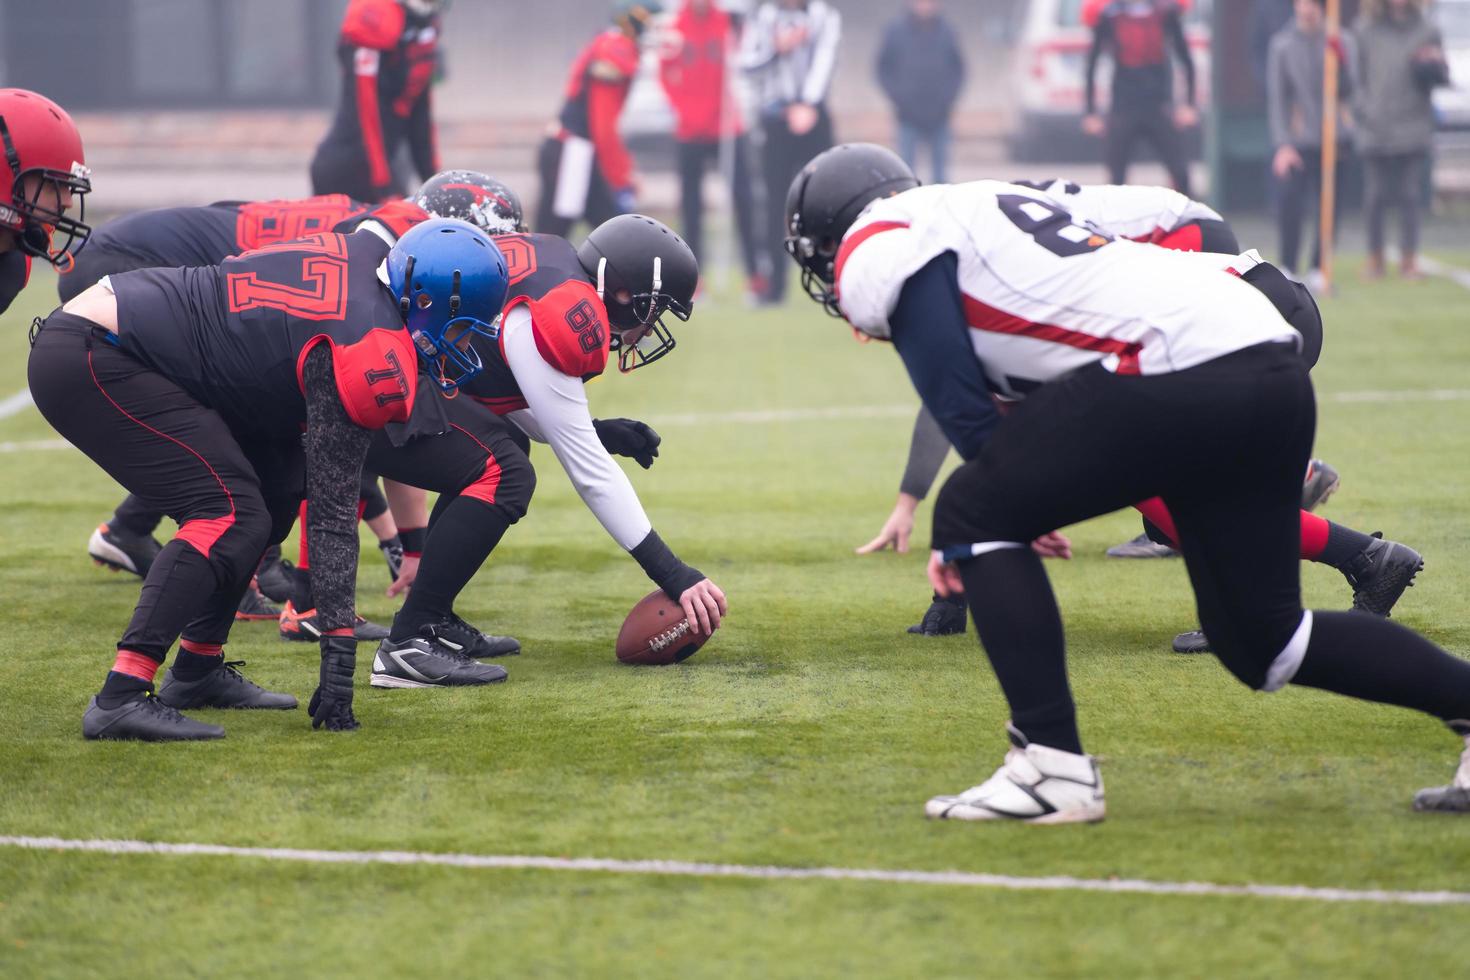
xmin=615 ymin=590 xmax=709 ymax=665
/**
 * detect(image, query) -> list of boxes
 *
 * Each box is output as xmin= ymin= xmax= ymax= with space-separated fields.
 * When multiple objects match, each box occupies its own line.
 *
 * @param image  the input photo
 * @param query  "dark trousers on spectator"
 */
xmin=1364 ymin=150 xmax=1428 ymax=260
xmin=1277 ymin=146 xmax=1343 ymax=276
xmin=758 ymin=105 xmax=834 ymax=304
xmin=676 ymin=135 xmax=761 ymax=281
xmin=897 ymin=122 xmax=951 ymax=184
xmin=1105 ymin=106 xmax=1190 ymax=195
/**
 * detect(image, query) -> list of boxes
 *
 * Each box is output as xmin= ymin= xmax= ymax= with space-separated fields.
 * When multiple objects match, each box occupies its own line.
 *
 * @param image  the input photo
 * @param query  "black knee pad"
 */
xmin=931 ymin=461 xmax=1025 ymax=553
xmin=490 ymin=450 xmax=535 ymax=523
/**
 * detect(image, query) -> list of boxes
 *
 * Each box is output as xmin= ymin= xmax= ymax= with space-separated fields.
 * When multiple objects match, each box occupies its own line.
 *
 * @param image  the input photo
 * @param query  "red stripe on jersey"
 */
xmin=961 ymin=292 xmax=1143 ymax=376
xmin=833 ymin=221 xmax=910 ymax=296
xmin=354 ymin=49 xmax=392 ymax=191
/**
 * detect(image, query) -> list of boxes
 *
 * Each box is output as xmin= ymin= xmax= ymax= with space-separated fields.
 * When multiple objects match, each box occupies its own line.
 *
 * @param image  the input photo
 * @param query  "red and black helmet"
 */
xmin=413 ymin=170 xmax=526 ymax=236
xmin=0 ymin=88 xmax=91 ymax=267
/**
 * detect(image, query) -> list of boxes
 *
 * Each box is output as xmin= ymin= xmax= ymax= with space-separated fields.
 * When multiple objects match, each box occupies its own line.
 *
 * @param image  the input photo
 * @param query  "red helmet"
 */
xmin=0 ymin=88 xmax=91 ymax=266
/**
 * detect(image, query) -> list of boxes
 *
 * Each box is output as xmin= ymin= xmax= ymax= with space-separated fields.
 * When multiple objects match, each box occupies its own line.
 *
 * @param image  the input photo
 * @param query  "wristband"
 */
xmin=398 ymin=526 xmax=427 ymax=556
xmin=630 ymin=529 xmax=704 ymax=600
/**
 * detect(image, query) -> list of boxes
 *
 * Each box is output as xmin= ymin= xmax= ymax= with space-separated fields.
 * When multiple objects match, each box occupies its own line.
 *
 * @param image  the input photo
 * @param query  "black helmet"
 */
xmin=784 ymin=143 xmax=918 ymax=317
xmin=413 ymin=170 xmax=526 ymax=235
xmin=576 ymin=214 xmax=697 ymax=373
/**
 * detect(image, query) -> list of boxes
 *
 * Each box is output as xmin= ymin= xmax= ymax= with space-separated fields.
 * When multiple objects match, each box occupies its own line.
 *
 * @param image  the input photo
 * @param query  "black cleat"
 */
xmin=87 ymin=523 xmax=163 ymax=578
xmin=1344 ymin=533 xmax=1424 ymax=617
xmin=279 ymin=601 xmax=391 ymax=643
xmin=1172 ymin=630 xmax=1212 ymax=654
xmin=157 ymin=660 xmax=298 ymax=710
xmin=254 ymin=548 xmax=296 ymax=604
xmin=419 ymin=612 xmax=521 ymax=658
xmin=907 ymin=595 xmax=968 ymax=636
xmin=1300 ymin=459 xmax=1341 ymax=512
xmin=370 ymin=637 xmax=508 ymax=688
xmin=234 ymin=585 xmax=282 ymax=622
xmin=82 ymin=692 xmax=225 ymax=741
xmin=1105 ymin=533 xmax=1179 ymax=559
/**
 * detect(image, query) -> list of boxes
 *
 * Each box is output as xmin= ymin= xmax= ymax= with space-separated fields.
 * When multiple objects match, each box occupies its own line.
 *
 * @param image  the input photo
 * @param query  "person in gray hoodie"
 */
xmin=875 ymin=0 xmax=966 ymax=183
xmin=1268 ymin=0 xmax=1356 ymax=282
xmin=1354 ymin=0 xmax=1450 ymax=278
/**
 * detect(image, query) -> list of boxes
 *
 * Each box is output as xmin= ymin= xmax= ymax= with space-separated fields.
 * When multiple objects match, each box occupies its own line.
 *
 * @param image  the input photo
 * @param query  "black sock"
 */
xmin=1316 ymin=522 xmax=1376 ymax=570
xmin=1293 ymin=611 xmax=1470 ymax=722
xmin=291 ymin=567 xmax=313 ymax=613
xmin=392 ymin=497 xmax=511 ymax=641
xmin=97 ymin=671 xmax=153 ymax=708
xmin=172 ymin=649 xmax=222 ymax=679
xmin=957 ymin=548 xmax=1083 ymax=754
xmin=935 ymin=591 xmax=966 ymax=609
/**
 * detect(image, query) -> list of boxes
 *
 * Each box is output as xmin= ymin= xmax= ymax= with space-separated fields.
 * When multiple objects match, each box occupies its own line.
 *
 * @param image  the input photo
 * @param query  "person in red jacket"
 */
xmin=536 ymin=2 xmax=662 ymax=237
xmin=658 ymin=0 xmax=762 ymax=298
xmin=310 ymin=0 xmax=442 ymax=203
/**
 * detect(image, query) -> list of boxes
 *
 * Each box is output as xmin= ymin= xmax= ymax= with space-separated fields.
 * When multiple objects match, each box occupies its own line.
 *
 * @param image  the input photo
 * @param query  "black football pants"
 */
xmin=1105 ymin=106 xmax=1190 ymax=195
xmin=933 ymin=342 xmax=1470 ymax=751
xmin=29 ymin=313 xmax=301 ymax=661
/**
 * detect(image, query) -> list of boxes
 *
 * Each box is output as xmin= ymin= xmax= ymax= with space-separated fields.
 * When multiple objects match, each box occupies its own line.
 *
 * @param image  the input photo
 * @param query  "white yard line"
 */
xmin=1419 ymin=255 xmax=1470 ymax=292
xmin=0 ymin=439 xmax=70 ymax=453
xmin=0 ymin=387 xmax=34 ymax=420
xmin=2 ymin=835 xmax=1467 ymax=907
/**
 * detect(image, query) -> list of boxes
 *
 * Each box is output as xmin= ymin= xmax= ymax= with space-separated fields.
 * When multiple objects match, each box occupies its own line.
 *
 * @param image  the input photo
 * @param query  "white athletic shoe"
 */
xmin=925 ymin=725 xmax=1105 ymax=824
xmin=1413 ymin=731 xmax=1470 ymax=812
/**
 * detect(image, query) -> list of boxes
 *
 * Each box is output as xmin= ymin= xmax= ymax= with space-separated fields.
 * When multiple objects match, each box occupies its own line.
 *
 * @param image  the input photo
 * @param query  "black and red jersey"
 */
xmin=1084 ymin=1 xmax=1195 ymax=113
xmin=76 ymin=195 xmax=429 ymax=269
xmin=110 ymin=229 xmax=417 ymax=438
xmin=556 ymin=30 xmax=641 ymax=191
xmin=0 ymin=248 xmax=30 ymax=314
xmin=460 ymin=233 xmax=610 ymax=414
xmin=313 ymin=0 xmax=440 ymax=201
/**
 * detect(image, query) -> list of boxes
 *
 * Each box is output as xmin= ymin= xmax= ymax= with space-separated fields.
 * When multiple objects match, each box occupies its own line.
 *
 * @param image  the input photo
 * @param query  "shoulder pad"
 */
xmin=590 ymin=33 xmax=640 ymax=78
xmin=342 ymin=0 xmax=406 ymax=49
xmin=516 ymin=280 xmax=611 ymax=378
xmin=834 ymin=220 xmax=918 ymax=340
xmin=342 ymin=199 xmax=430 ymax=241
xmin=305 ymin=328 xmax=418 ymax=429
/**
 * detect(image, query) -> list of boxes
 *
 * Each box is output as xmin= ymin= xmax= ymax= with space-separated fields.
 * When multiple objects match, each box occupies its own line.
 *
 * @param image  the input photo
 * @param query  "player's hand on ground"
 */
xmin=1082 ymin=113 xmax=1106 ymax=136
xmin=386 ymin=553 xmax=419 ymax=598
xmin=928 ymin=550 xmax=965 ymax=598
xmin=1273 ymin=144 xmax=1303 ymax=179
xmin=1173 ymin=104 xmax=1199 ymax=129
xmin=594 ymin=417 xmax=662 ymax=469
xmin=1031 ymin=531 xmax=1072 ymax=560
xmin=309 ymin=636 xmax=360 ymax=732
xmin=679 ymin=578 xmax=727 ymax=636
xmin=856 ymin=492 xmax=920 ymax=554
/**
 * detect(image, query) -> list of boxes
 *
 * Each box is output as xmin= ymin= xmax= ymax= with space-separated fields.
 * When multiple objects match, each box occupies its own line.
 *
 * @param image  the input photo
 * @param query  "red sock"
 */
xmin=1300 ymin=511 xmax=1330 ymax=560
xmin=112 ymin=649 xmax=161 ymax=683
xmin=1131 ymin=497 xmax=1180 ymax=548
xmin=297 ymin=500 xmax=310 ymax=570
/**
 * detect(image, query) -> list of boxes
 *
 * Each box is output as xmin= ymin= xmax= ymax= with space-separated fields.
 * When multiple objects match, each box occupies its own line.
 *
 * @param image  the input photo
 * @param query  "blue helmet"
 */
xmin=387 ymin=217 xmax=509 ymax=391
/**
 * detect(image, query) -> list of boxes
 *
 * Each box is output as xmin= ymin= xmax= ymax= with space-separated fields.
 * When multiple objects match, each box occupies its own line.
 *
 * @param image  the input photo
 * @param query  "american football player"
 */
xmin=0 ymin=88 xmax=91 ymax=314
xmin=30 ymin=218 xmax=508 ymax=740
xmin=786 ymin=143 xmax=1470 ymax=820
xmin=309 ymin=0 xmax=443 ymax=202
xmin=367 ymin=212 xmax=728 ymax=685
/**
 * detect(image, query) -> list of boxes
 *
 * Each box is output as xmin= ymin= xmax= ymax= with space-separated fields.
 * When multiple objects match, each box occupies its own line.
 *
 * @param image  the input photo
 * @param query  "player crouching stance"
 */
xmin=29 ymin=218 xmax=508 ymax=740
xmin=785 ymin=143 xmax=1470 ymax=819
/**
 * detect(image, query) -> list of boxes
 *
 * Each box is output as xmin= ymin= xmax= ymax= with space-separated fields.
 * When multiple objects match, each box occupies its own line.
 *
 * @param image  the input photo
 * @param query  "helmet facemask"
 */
xmin=783 ymin=225 xmax=842 ymax=319
xmin=0 ymin=114 xmax=91 ymax=267
xmin=397 ymin=256 xmax=500 ymax=391
xmin=596 ymin=255 xmax=690 ymax=373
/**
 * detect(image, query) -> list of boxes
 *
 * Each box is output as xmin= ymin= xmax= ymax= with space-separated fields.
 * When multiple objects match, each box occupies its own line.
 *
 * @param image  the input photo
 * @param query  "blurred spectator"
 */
xmin=659 ymin=0 xmax=763 ymax=298
xmin=1354 ymin=0 xmax=1449 ymax=279
xmin=1268 ymin=0 xmax=1356 ymax=284
xmin=875 ymin=0 xmax=966 ymax=183
xmin=740 ymin=0 xmax=841 ymax=306
xmin=535 ymin=2 xmax=661 ymax=237
xmin=1252 ymin=0 xmax=1296 ymax=91
xmin=1082 ymin=1 xmax=1198 ymax=194
xmin=310 ymin=0 xmax=441 ymax=203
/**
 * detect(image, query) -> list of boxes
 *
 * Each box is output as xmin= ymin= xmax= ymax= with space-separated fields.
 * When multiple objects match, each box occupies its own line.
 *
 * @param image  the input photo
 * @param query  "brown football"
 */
xmin=615 ymin=590 xmax=710 ymax=665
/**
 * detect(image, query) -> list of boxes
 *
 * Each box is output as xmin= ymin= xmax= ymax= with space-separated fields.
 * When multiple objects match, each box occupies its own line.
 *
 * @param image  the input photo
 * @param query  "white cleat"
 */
xmin=1413 ymin=730 xmax=1470 ymax=813
xmin=926 ymin=726 xmax=1105 ymax=825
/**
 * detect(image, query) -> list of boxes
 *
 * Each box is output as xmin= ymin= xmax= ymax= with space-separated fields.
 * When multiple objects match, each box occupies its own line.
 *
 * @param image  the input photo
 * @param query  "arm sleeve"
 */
xmin=505 ymin=407 xmax=547 ymax=443
xmin=875 ymin=23 xmax=900 ymax=100
xmin=300 ymin=344 xmax=374 ymax=632
xmin=1166 ymin=10 xmax=1196 ymax=105
xmin=899 ymin=405 xmax=954 ymax=500
xmin=739 ymin=8 xmax=776 ymax=72
xmin=1084 ymin=19 xmax=1109 ymax=114
xmin=1267 ymin=38 xmax=1291 ymax=147
xmin=353 ymin=48 xmax=395 ymax=195
xmin=502 ymin=307 xmax=653 ymax=550
xmin=888 ymin=253 xmax=1001 ymax=462
xmin=800 ymin=7 xmax=842 ymax=106
xmin=406 ymin=85 xmax=438 ymax=180
xmin=587 ymin=79 xmax=634 ymax=191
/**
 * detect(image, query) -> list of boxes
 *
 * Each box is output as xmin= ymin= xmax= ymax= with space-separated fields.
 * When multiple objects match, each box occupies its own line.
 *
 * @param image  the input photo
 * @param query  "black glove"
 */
xmin=379 ymin=535 xmax=405 ymax=582
xmin=594 ymin=417 xmax=661 ymax=469
xmin=308 ymin=636 xmax=360 ymax=731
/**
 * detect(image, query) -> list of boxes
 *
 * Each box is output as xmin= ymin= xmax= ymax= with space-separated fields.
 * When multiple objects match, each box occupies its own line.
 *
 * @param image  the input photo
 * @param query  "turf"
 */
xmin=2 ymin=259 xmax=1469 ymax=977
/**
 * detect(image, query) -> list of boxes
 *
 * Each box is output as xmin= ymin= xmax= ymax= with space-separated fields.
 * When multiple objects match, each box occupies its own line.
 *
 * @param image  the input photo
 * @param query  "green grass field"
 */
xmin=2 ymin=259 xmax=1469 ymax=977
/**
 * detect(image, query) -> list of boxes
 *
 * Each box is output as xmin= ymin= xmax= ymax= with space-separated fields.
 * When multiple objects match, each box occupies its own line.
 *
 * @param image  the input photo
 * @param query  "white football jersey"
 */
xmin=835 ymin=181 xmax=1298 ymax=400
xmin=1022 ymin=179 xmax=1223 ymax=241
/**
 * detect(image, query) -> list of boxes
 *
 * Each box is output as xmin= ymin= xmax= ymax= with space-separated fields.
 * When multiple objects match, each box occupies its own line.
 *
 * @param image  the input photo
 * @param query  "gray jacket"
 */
xmin=1353 ymin=11 xmax=1445 ymax=155
xmin=1268 ymin=24 xmax=1357 ymax=149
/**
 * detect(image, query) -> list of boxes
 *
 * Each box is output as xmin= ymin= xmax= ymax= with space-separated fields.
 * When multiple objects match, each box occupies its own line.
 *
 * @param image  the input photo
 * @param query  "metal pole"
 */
xmin=1319 ymin=0 xmax=1342 ymax=291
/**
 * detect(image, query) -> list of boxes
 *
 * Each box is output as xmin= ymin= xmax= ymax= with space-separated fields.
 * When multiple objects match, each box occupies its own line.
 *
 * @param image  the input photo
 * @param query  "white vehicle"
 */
xmin=1007 ymin=0 xmax=1212 ymax=162
xmin=1433 ymin=0 xmax=1470 ymax=130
